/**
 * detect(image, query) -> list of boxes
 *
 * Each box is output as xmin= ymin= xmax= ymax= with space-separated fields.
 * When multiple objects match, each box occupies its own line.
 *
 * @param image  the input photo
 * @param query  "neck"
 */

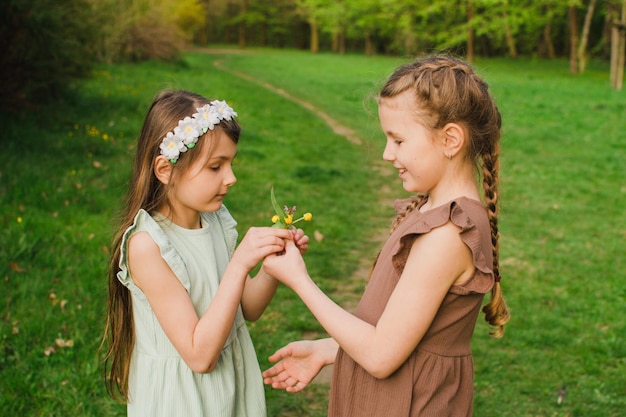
xmin=156 ymin=206 xmax=202 ymax=230
xmin=422 ymin=163 xmax=480 ymax=210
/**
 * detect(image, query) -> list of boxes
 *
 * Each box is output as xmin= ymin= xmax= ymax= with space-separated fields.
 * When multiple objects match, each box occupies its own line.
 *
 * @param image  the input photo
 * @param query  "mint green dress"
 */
xmin=117 ymin=207 xmax=266 ymax=417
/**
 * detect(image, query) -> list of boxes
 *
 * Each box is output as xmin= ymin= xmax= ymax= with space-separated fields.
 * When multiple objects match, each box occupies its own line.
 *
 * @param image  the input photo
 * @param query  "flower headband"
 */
xmin=159 ymin=100 xmax=238 ymax=163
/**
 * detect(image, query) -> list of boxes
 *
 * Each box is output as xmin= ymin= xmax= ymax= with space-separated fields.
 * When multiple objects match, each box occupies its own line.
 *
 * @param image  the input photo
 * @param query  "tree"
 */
xmin=610 ymin=0 xmax=626 ymax=90
xmin=468 ymin=1 xmax=475 ymax=62
xmin=578 ymin=0 xmax=598 ymax=73
xmin=568 ymin=2 xmax=580 ymax=73
xmin=294 ymin=0 xmax=329 ymax=53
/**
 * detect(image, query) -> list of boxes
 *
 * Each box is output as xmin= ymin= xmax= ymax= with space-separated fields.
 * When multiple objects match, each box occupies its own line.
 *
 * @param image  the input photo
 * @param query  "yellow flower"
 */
xmin=284 ymin=214 xmax=293 ymax=225
xmin=272 ymin=214 xmax=280 ymax=224
xmin=303 ymin=213 xmax=312 ymax=221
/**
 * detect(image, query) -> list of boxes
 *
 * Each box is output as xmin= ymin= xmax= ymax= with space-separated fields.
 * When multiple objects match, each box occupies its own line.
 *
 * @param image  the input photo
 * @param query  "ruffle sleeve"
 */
xmin=206 ymin=205 xmax=238 ymax=257
xmin=391 ymin=198 xmax=494 ymax=294
xmin=117 ymin=209 xmax=191 ymax=301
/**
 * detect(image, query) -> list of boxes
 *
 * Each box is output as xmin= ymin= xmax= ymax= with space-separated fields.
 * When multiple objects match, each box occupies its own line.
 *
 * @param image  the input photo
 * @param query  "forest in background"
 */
xmin=1 ymin=0 xmax=625 ymax=110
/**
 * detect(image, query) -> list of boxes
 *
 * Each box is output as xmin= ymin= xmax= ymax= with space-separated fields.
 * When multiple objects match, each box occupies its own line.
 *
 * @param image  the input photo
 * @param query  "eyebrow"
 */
xmin=207 ymin=151 xmax=238 ymax=162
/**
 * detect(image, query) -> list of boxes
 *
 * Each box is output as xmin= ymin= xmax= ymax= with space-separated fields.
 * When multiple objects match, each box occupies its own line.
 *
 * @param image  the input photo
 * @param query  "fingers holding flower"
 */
xmin=263 ymin=241 xmax=309 ymax=289
xmin=232 ymin=227 xmax=293 ymax=272
xmin=291 ymin=228 xmax=309 ymax=255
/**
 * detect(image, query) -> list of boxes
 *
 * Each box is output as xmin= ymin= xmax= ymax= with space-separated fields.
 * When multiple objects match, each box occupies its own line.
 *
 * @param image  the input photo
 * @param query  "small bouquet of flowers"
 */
xmin=270 ymin=187 xmax=312 ymax=229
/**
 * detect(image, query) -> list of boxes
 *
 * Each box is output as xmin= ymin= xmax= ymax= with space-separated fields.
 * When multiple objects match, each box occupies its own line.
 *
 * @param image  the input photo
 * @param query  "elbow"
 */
xmin=242 ymin=306 xmax=264 ymax=322
xmin=243 ymin=311 xmax=260 ymax=322
xmin=186 ymin=356 xmax=218 ymax=374
xmin=362 ymin=357 xmax=400 ymax=380
xmin=369 ymin=367 xmax=395 ymax=380
xmin=189 ymin=361 xmax=217 ymax=374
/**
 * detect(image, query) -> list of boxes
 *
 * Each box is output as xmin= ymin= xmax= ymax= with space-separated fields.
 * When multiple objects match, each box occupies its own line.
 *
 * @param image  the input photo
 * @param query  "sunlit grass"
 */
xmin=1 ymin=50 xmax=624 ymax=416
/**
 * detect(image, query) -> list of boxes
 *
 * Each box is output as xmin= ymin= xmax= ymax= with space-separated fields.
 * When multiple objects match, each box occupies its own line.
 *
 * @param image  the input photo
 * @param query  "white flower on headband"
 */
xmin=212 ymin=100 xmax=238 ymax=120
xmin=174 ymin=116 xmax=201 ymax=146
xmin=160 ymin=100 xmax=238 ymax=163
xmin=193 ymin=106 xmax=220 ymax=132
xmin=160 ymin=132 xmax=187 ymax=161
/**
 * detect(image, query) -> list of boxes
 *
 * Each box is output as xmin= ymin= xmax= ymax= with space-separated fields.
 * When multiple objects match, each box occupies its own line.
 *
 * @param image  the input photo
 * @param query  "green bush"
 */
xmin=0 ymin=0 xmax=98 ymax=110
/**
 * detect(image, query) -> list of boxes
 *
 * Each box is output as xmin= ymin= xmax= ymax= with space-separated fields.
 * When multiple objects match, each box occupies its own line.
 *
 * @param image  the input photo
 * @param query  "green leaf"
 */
xmin=270 ymin=186 xmax=287 ymax=226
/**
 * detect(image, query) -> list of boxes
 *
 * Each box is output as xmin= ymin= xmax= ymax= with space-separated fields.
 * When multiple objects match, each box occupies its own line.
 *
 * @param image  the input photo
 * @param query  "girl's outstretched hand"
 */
xmin=262 ymin=240 xmax=308 ymax=289
xmin=232 ymin=227 xmax=293 ymax=272
xmin=262 ymin=340 xmax=327 ymax=393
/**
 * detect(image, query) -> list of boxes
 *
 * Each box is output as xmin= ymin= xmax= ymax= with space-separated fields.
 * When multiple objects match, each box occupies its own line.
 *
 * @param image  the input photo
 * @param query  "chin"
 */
xmin=402 ymin=183 xmax=418 ymax=193
xmin=205 ymin=202 xmax=223 ymax=212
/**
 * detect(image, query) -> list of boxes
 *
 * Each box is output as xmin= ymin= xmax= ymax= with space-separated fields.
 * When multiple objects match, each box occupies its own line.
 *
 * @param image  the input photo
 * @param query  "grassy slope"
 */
xmin=1 ymin=50 xmax=624 ymax=416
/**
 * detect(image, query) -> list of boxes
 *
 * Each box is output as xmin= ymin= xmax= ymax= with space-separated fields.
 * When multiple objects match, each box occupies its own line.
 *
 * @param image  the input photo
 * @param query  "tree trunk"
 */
xmin=568 ymin=5 xmax=579 ymax=74
xmin=198 ymin=0 xmax=211 ymax=45
xmin=578 ymin=0 xmax=597 ymax=73
xmin=338 ymin=27 xmax=346 ymax=55
xmin=543 ymin=21 xmax=555 ymax=59
xmin=503 ymin=10 xmax=517 ymax=57
xmin=467 ymin=0 xmax=474 ymax=62
xmin=259 ymin=21 xmax=266 ymax=47
xmin=238 ymin=0 xmax=248 ymax=48
xmin=610 ymin=0 xmax=626 ymax=90
xmin=310 ymin=20 xmax=319 ymax=53
xmin=365 ymin=30 xmax=374 ymax=56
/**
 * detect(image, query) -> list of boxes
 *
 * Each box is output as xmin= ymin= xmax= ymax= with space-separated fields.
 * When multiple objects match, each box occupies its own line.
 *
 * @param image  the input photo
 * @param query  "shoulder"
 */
xmin=128 ymin=231 xmax=160 ymax=258
xmin=411 ymin=220 xmax=470 ymax=259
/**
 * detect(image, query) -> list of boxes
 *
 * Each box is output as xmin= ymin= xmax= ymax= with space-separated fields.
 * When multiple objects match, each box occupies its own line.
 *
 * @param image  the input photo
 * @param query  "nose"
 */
xmin=382 ymin=140 xmax=394 ymax=162
xmin=224 ymin=164 xmax=237 ymax=187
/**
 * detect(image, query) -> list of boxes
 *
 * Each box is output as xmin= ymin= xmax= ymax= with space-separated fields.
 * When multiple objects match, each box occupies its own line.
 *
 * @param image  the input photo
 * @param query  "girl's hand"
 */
xmin=291 ymin=228 xmax=309 ymax=255
xmin=232 ymin=227 xmax=293 ymax=272
xmin=262 ymin=340 xmax=327 ymax=393
xmin=262 ymin=240 xmax=309 ymax=289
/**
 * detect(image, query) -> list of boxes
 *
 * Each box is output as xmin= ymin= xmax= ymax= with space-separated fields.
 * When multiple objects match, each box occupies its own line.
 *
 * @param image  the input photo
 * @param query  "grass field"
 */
xmin=1 ymin=49 xmax=624 ymax=416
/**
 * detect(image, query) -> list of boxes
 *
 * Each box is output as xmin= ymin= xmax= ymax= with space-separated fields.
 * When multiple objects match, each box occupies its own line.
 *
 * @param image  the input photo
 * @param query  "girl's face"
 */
xmin=168 ymin=131 xmax=237 ymax=228
xmin=379 ymin=92 xmax=446 ymax=194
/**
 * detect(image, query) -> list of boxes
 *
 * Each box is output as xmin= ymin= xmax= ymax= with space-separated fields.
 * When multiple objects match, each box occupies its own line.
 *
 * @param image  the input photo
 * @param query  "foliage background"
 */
xmin=2 ymin=0 xmax=624 ymax=110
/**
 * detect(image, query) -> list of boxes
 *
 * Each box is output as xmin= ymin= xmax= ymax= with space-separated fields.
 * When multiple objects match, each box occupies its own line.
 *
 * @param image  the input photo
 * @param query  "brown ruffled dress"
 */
xmin=328 ymin=197 xmax=495 ymax=417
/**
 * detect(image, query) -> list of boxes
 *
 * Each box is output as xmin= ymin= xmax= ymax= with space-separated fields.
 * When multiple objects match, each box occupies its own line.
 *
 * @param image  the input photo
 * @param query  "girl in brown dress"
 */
xmin=262 ymin=55 xmax=510 ymax=417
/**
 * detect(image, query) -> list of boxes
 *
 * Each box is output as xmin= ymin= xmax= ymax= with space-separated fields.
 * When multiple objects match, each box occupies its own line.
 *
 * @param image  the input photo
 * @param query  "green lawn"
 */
xmin=1 ymin=49 xmax=624 ymax=416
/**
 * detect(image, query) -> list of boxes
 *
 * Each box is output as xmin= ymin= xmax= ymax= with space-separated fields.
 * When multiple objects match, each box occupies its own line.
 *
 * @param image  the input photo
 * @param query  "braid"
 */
xmin=481 ymin=142 xmax=510 ymax=338
xmin=389 ymin=194 xmax=425 ymax=234
xmin=368 ymin=194 xmax=425 ymax=281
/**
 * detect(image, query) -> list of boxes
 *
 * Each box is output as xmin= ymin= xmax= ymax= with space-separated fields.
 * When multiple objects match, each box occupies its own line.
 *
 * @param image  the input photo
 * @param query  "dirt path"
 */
xmin=206 ymin=50 xmax=393 ymax=385
xmin=211 ymin=56 xmax=362 ymax=145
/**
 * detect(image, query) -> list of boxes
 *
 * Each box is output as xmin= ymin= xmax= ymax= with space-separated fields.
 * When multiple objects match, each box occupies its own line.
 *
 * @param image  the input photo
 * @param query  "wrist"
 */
xmin=289 ymin=272 xmax=315 ymax=295
xmin=225 ymin=261 xmax=251 ymax=281
xmin=256 ymin=266 xmax=277 ymax=281
xmin=316 ymin=338 xmax=339 ymax=365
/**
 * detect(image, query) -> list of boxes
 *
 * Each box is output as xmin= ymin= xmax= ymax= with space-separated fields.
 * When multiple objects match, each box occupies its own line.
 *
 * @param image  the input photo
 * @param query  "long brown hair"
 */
xmin=380 ymin=55 xmax=510 ymax=338
xmin=101 ymin=90 xmax=241 ymax=400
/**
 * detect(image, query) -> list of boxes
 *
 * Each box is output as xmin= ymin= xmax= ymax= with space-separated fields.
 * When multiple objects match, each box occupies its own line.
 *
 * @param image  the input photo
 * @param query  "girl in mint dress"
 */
xmin=102 ymin=90 xmax=308 ymax=416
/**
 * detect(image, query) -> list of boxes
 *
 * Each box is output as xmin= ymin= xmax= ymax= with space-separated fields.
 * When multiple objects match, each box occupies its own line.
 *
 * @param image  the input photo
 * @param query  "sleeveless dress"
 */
xmin=328 ymin=197 xmax=495 ymax=417
xmin=117 ymin=207 xmax=266 ymax=417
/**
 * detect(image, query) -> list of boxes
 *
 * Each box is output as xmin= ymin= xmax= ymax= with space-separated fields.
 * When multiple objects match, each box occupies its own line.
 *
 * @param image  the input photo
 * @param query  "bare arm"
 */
xmin=241 ymin=228 xmax=309 ymax=321
xmin=129 ymin=227 xmax=291 ymax=373
xmin=263 ymin=221 xmax=474 ymax=379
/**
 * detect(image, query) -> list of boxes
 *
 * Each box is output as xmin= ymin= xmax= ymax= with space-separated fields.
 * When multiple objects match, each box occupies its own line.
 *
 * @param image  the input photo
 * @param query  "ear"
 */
xmin=153 ymin=156 xmax=173 ymax=185
xmin=441 ymin=122 xmax=466 ymax=159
